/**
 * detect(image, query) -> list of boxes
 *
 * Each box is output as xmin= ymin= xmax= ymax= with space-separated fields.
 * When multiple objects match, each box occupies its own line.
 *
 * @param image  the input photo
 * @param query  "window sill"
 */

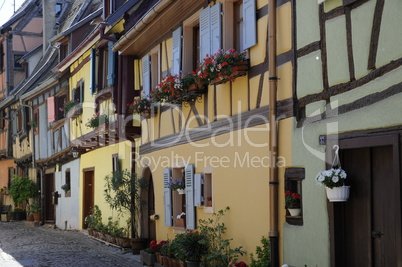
xmin=204 ymin=206 xmax=213 ymax=214
xmin=172 ymin=227 xmax=186 ymax=234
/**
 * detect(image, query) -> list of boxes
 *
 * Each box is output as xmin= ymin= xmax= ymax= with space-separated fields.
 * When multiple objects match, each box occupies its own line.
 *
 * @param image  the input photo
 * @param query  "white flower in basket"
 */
xmin=316 ymin=167 xmax=350 ymax=202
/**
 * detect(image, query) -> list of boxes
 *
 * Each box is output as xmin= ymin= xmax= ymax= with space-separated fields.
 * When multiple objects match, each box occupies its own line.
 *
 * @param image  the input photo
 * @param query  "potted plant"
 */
xmin=30 ymin=200 xmax=41 ymax=222
xmin=180 ymin=231 xmax=208 ymax=267
xmin=85 ymin=112 xmax=109 ymax=128
xmin=197 ymin=48 xmax=247 ymax=85
xmin=9 ymin=175 xmax=37 ymax=220
xmin=175 ymin=212 xmax=186 ymax=228
xmin=104 ymin=169 xmax=148 ymax=252
xmin=127 ymin=97 xmax=157 ymax=118
xmin=285 ymin=190 xmax=301 ymax=216
xmin=315 ymin=167 xmax=350 ymax=202
xmin=168 ymin=178 xmax=185 ymax=194
xmin=151 ymin=74 xmax=182 ymax=103
xmin=199 ymin=207 xmax=245 ymax=266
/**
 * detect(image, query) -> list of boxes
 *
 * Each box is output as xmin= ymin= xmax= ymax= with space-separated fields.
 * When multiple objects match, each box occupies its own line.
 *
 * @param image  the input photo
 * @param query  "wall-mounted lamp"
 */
xmin=72 ymin=149 xmax=79 ymax=158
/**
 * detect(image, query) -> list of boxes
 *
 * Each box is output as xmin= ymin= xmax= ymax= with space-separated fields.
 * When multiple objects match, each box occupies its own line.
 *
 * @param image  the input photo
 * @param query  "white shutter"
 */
xmin=243 ymin=0 xmax=257 ymax=49
xmin=194 ymin=173 xmax=203 ymax=207
xmin=142 ymin=55 xmax=151 ymax=96
xmin=171 ymin=27 xmax=182 ymax=76
xmin=210 ymin=2 xmax=222 ymax=55
xmin=200 ymin=6 xmax=211 ymax=59
xmin=185 ymin=165 xmax=195 ymax=230
xmin=89 ymin=48 xmax=96 ymax=94
xmin=163 ymin=168 xmax=173 ymax=227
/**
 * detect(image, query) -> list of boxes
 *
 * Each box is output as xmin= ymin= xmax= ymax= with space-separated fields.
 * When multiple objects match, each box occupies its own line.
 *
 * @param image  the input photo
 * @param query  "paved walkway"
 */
xmin=0 ymin=221 xmax=144 ymax=267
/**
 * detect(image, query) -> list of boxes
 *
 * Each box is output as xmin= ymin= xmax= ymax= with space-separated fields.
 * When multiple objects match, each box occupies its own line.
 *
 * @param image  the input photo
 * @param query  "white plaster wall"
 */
xmin=55 ymin=159 xmax=80 ymax=230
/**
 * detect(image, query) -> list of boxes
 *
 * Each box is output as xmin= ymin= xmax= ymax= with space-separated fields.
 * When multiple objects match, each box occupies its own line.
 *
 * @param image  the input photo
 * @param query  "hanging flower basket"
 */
xmin=325 ymin=186 xmax=350 ymax=202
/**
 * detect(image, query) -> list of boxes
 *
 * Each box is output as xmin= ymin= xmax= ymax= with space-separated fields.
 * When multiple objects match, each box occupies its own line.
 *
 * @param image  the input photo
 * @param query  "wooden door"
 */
xmin=82 ymin=170 xmax=94 ymax=229
xmin=44 ymin=173 xmax=55 ymax=223
xmin=333 ymin=137 xmax=402 ymax=267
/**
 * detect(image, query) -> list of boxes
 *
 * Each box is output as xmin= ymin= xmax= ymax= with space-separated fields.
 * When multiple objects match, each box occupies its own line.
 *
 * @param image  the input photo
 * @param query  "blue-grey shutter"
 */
xmin=185 ymin=165 xmax=195 ymax=230
xmin=107 ymin=41 xmax=116 ymax=86
xmin=163 ymin=168 xmax=173 ymax=227
xmin=194 ymin=173 xmax=203 ymax=207
xmin=200 ymin=6 xmax=211 ymax=59
xmin=210 ymin=2 xmax=222 ymax=55
xmin=142 ymin=55 xmax=151 ymax=96
xmin=71 ymin=88 xmax=76 ymax=102
xmin=171 ymin=27 xmax=182 ymax=76
xmin=90 ymin=48 xmax=96 ymax=94
xmin=243 ymin=0 xmax=257 ymax=49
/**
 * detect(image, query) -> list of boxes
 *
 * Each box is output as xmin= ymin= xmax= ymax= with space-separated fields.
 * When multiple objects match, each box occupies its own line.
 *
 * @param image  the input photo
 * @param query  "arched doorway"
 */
xmin=141 ymin=167 xmax=156 ymax=241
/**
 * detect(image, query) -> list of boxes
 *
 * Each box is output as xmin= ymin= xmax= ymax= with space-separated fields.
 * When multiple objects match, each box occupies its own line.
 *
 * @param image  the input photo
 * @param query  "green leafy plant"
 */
xmin=29 ymin=200 xmax=41 ymax=215
xmin=315 ymin=167 xmax=347 ymax=188
xmin=104 ymin=169 xmax=144 ymax=238
xmin=199 ymin=207 xmax=245 ymax=266
xmin=250 ymin=236 xmax=271 ymax=267
xmin=85 ymin=205 xmax=102 ymax=230
xmin=9 ymin=175 xmax=37 ymax=206
xmin=61 ymin=99 xmax=80 ymax=114
xmin=180 ymin=231 xmax=208 ymax=262
xmin=85 ymin=112 xmax=109 ymax=128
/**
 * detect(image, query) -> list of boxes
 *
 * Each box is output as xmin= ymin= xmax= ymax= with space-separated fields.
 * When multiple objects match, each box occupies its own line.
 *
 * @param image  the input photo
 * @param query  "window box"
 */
xmin=175 ymin=218 xmax=186 ymax=228
xmin=66 ymin=103 xmax=83 ymax=119
xmin=210 ymin=60 xmax=249 ymax=85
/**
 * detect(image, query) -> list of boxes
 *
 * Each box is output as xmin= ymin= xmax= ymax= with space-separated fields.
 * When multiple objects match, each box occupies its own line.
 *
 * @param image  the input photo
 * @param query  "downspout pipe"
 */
xmin=268 ymin=0 xmax=279 ymax=266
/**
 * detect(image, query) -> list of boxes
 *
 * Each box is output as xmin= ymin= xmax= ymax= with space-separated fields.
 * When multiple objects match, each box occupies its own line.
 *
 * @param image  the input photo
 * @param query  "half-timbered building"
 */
xmin=286 ymin=0 xmax=402 ymax=266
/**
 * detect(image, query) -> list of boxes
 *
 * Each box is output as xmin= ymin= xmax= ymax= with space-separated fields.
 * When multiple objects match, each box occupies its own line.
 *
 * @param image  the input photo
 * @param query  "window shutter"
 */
xmin=79 ymin=80 xmax=84 ymax=103
xmin=142 ymin=55 xmax=151 ymax=96
xmin=107 ymin=41 xmax=116 ymax=86
xmin=90 ymin=48 xmax=96 ymax=94
xmin=163 ymin=168 xmax=173 ymax=227
xmin=210 ymin=2 xmax=222 ymax=56
xmin=243 ymin=0 xmax=257 ymax=49
xmin=194 ymin=173 xmax=203 ymax=207
xmin=185 ymin=165 xmax=195 ymax=230
xmin=47 ymin=96 xmax=56 ymax=123
xmin=171 ymin=27 xmax=182 ymax=76
xmin=200 ymin=6 xmax=211 ymax=59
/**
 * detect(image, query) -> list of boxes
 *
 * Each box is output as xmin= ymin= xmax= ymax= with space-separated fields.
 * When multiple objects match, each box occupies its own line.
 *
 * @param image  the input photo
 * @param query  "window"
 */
xmin=182 ymin=12 xmax=201 ymax=74
xmin=72 ymin=80 xmax=84 ymax=103
xmin=234 ymin=1 xmax=244 ymax=52
xmin=56 ymin=3 xmax=62 ymax=16
xmin=284 ymin=167 xmax=305 ymax=226
xmin=0 ymin=42 xmax=3 ymax=73
xmin=56 ymin=95 xmax=67 ymax=120
xmin=59 ymin=43 xmax=68 ymax=61
xmin=222 ymin=0 xmax=256 ymax=51
xmin=96 ymin=42 xmax=116 ymax=92
xmin=0 ymin=110 xmax=6 ymax=130
xmin=33 ymin=108 xmax=39 ymax=135
xmin=65 ymin=169 xmax=71 ymax=197
xmin=112 ymin=153 xmax=120 ymax=172
xmin=163 ymin=165 xmax=196 ymax=230
xmin=98 ymin=47 xmax=109 ymax=90
xmin=14 ymin=54 xmax=23 ymax=69
xmin=142 ymin=47 xmax=160 ymax=96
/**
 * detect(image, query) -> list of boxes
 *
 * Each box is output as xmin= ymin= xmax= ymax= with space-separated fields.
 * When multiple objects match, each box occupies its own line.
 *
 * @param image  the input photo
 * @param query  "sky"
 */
xmin=0 ymin=0 xmax=25 ymax=27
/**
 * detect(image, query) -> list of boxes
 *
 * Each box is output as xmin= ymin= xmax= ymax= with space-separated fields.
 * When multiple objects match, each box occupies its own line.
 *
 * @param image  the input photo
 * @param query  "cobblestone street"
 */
xmin=0 ymin=221 xmax=144 ymax=267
